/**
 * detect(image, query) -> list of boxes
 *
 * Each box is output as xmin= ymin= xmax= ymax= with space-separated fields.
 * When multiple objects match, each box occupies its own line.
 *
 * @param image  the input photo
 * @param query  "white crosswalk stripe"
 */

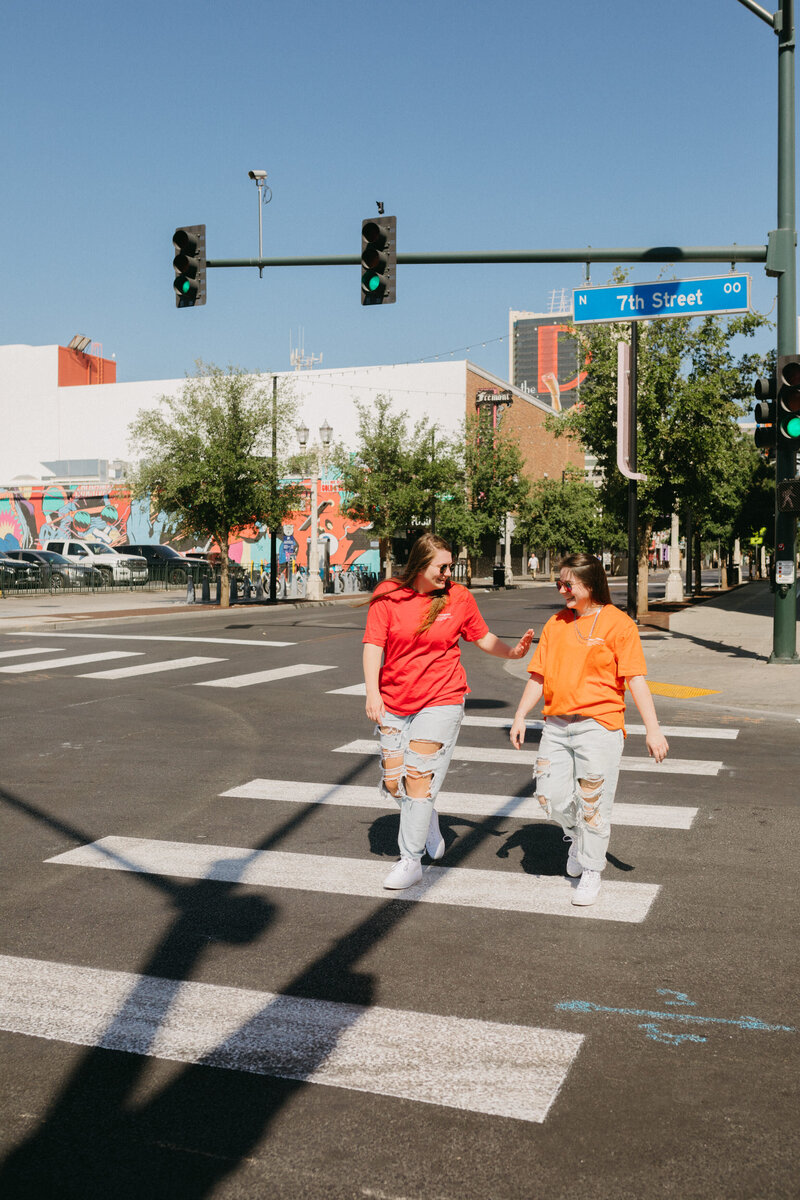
xmin=79 ymin=656 xmax=225 ymax=679
xmin=46 ymin=836 xmax=659 ymax=923
xmin=194 ymin=663 xmax=337 ymax=688
xmin=323 ymin=683 xmax=740 ymax=740
xmin=0 ymin=646 xmax=65 ymax=659
xmin=333 ymin=739 xmax=724 ymax=776
xmin=0 ymin=651 xmax=142 ymax=673
xmin=221 ymin=778 xmax=698 ymax=829
xmin=0 ymin=953 xmax=582 ymax=1123
xmin=6 ymin=631 xmax=295 ymax=647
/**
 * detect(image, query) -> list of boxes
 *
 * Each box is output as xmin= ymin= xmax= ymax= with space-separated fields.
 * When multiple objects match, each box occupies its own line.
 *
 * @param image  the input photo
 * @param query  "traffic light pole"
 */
xmin=773 ymin=0 xmax=798 ymax=661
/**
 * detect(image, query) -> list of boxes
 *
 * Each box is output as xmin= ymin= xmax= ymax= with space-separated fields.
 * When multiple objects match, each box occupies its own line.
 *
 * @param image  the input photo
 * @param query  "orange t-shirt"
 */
xmin=526 ymin=604 xmax=647 ymax=733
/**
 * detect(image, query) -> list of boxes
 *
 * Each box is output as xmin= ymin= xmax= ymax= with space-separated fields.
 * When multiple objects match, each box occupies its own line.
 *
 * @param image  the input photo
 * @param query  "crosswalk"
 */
xmin=1 ymin=642 xmax=738 ymax=1127
xmin=0 ymin=632 xmax=334 ymax=691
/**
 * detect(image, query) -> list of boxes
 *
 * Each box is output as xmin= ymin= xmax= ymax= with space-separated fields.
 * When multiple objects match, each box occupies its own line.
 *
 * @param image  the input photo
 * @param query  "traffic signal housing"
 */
xmin=173 ymin=225 xmax=206 ymax=308
xmin=777 ymin=354 xmax=800 ymax=449
xmin=753 ymin=374 xmax=776 ymax=457
xmin=361 ymin=216 xmax=396 ymax=305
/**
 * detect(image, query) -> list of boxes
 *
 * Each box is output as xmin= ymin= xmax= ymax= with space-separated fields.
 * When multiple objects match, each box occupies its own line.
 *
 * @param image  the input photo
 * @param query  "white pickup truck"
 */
xmin=42 ymin=538 xmax=149 ymax=585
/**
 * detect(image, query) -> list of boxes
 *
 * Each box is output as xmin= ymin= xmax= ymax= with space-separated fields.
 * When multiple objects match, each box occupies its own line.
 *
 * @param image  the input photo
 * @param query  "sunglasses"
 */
xmin=556 ymin=580 xmax=574 ymax=593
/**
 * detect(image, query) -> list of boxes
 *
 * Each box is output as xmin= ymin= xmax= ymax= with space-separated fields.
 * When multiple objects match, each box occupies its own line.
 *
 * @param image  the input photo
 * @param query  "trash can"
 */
xmin=492 ymin=565 xmax=506 ymax=588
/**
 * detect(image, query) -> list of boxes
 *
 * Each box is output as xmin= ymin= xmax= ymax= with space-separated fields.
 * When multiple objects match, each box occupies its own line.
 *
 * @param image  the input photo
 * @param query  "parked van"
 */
xmin=42 ymin=539 xmax=148 ymax=585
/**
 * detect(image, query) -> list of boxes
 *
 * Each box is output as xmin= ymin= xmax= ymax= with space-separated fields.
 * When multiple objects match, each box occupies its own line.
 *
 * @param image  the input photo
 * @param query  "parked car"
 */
xmin=5 ymin=548 xmax=103 ymax=589
xmin=0 ymin=552 xmax=40 ymax=588
xmin=42 ymin=539 xmax=149 ymax=585
xmin=118 ymin=543 xmax=208 ymax=585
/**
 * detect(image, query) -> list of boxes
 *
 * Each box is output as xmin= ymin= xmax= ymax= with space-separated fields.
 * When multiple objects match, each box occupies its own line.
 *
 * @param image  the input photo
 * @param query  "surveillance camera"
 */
xmin=248 ymin=169 xmax=268 ymax=180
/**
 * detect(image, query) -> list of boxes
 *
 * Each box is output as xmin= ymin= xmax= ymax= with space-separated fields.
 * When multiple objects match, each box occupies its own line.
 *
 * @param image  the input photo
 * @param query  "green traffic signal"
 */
xmin=777 ymin=355 xmax=800 ymax=448
xmin=360 ymin=216 xmax=396 ymax=306
xmin=172 ymin=225 xmax=207 ymax=308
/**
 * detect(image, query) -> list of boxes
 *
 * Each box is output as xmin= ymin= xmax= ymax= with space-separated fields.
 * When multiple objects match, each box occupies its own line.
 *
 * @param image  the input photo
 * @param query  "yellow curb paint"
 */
xmin=646 ymin=681 xmax=721 ymax=698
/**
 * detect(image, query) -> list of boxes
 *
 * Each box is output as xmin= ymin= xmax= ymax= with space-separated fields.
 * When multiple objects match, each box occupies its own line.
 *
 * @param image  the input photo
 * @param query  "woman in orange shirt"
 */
xmin=510 ymin=553 xmax=669 ymax=906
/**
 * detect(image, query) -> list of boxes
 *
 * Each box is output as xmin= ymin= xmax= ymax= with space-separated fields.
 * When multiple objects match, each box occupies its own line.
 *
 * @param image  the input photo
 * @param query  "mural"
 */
xmin=0 ymin=479 xmax=379 ymax=575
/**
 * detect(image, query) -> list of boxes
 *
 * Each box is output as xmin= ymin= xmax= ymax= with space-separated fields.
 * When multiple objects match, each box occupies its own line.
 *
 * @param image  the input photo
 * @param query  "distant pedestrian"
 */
xmin=527 ymin=552 xmax=539 ymax=578
xmin=509 ymin=553 xmax=669 ymax=906
xmin=363 ymin=533 xmax=534 ymax=889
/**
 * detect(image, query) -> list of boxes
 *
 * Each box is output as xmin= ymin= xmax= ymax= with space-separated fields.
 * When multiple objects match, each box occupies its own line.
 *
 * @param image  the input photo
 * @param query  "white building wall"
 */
xmin=0 ymin=350 xmax=469 ymax=484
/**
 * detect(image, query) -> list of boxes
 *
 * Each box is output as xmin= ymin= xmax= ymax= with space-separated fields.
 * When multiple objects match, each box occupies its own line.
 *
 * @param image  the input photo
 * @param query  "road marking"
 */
xmin=647 ymin=682 xmax=720 ymax=698
xmin=333 ymin=740 xmax=723 ymax=777
xmin=195 ymin=664 xmax=336 ymax=689
xmin=46 ymin=836 xmax=659 ymax=923
xmin=0 ymin=953 xmax=582 ymax=1123
xmin=0 ymin=651 xmax=142 ymax=674
xmin=79 ymin=656 xmax=225 ymax=679
xmin=0 ymin=647 xmax=64 ymax=660
xmin=324 ymin=686 xmax=738 ymax=739
xmin=221 ymin=778 xmax=698 ymax=829
xmin=12 ymin=632 xmax=294 ymax=648
xmin=556 ymin=993 xmax=795 ymax=1047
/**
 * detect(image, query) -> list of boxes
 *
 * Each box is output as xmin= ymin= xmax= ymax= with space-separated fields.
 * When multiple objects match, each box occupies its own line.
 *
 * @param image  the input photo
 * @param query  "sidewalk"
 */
xmin=2 ymin=580 xmax=799 ymax=719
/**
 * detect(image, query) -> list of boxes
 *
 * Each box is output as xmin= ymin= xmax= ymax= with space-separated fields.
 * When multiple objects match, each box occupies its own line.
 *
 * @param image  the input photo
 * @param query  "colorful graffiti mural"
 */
xmin=0 ymin=480 xmax=379 ymax=574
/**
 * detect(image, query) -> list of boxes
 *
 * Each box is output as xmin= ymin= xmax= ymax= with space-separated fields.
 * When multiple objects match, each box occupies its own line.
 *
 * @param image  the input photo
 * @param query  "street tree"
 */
xmin=436 ymin=407 xmax=529 ymax=583
xmin=549 ymin=282 xmax=768 ymax=610
xmin=128 ymin=361 xmax=303 ymax=607
xmin=335 ymin=394 xmax=462 ymax=575
xmin=515 ymin=472 xmax=618 ymax=571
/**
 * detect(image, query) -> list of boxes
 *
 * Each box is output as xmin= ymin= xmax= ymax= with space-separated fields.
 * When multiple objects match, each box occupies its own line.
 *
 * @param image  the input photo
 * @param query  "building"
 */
xmin=508 ymin=308 xmax=588 ymax=411
xmin=0 ymin=342 xmax=583 ymax=573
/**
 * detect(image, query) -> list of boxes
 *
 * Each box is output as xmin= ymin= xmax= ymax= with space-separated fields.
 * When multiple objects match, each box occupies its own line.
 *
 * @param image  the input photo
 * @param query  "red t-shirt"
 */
xmin=363 ymin=581 xmax=489 ymax=715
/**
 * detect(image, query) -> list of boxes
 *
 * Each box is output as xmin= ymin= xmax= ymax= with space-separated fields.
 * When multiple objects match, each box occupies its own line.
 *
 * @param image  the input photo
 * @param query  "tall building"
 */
xmin=509 ymin=303 xmax=587 ymax=411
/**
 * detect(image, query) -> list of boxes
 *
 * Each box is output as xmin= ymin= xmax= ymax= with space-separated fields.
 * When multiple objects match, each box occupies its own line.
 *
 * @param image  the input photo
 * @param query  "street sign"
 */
xmin=573 ymin=273 xmax=751 ymax=325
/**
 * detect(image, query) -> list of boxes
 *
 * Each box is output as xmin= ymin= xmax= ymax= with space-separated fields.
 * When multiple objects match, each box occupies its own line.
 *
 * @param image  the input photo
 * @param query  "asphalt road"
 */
xmin=0 ymin=592 xmax=797 ymax=1200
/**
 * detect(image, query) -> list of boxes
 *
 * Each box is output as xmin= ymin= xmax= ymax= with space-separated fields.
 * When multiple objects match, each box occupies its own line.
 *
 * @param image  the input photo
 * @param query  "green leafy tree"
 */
xmin=335 ymin=394 xmax=462 ymax=574
xmin=515 ymin=472 xmax=613 ymax=569
xmin=437 ymin=407 xmax=529 ymax=582
xmin=549 ymin=277 xmax=769 ymax=610
xmin=128 ymin=361 xmax=303 ymax=607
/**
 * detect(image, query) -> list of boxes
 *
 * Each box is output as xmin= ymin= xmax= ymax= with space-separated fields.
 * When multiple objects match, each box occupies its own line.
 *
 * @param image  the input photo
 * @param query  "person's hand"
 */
xmin=508 ymin=628 xmax=535 ymax=660
xmin=509 ymin=715 xmax=527 ymax=749
xmin=646 ymin=730 xmax=669 ymax=763
xmin=365 ymin=690 xmax=386 ymax=724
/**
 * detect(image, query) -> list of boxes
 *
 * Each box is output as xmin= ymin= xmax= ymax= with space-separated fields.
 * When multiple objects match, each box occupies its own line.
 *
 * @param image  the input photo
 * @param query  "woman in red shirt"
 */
xmin=363 ymin=533 xmax=534 ymax=889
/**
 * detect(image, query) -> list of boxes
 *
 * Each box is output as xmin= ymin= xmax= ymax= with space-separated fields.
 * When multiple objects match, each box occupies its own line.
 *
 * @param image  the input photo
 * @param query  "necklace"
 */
xmin=573 ymin=605 xmax=604 ymax=644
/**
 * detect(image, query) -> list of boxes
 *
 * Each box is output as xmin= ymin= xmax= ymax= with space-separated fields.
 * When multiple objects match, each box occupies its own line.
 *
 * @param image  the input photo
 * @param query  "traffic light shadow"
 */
xmin=0 ymin=766 xmax=375 ymax=1199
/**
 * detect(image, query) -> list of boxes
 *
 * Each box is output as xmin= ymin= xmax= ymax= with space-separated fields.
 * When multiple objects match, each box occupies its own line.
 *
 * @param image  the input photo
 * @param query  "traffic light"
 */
xmin=776 ymin=355 xmax=800 ymax=449
xmin=173 ymin=225 xmax=206 ymax=308
xmin=361 ymin=216 xmax=396 ymax=305
xmin=753 ymin=374 xmax=776 ymax=456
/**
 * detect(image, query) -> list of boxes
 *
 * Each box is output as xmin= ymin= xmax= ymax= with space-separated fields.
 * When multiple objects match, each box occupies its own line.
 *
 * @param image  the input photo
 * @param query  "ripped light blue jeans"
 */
xmin=377 ymin=703 xmax=464 ymax=861
xmin=535 ymin=715 xmax=624 ymax=874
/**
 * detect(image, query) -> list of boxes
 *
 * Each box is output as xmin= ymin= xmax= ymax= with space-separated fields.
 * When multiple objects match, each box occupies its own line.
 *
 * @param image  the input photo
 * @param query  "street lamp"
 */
xmin=296 ymin=419 xmax=333 ymax=601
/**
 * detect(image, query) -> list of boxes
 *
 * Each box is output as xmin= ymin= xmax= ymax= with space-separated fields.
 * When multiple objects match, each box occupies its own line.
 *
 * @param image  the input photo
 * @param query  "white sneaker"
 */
xmin=426 ymin=809 xmax=446 ymax=860
xmin=565 ymin=836 xmax=581 ymax=878
xmin=572 ymin=868 xmax=602 ymax=906
xmin=383 ymin=857 xmax=423 ymax=890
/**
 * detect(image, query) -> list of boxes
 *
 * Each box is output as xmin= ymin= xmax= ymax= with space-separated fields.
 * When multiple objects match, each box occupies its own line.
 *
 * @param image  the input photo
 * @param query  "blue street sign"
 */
xmin=573 ymin=273 xmax=751 ymax=324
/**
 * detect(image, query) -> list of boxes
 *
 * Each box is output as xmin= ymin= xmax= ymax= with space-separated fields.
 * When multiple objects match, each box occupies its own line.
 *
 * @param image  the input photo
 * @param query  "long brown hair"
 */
xmin=369 ymin=533 xmax=454 ymax=635
xmin=558 ymin=553 xmax=612 ymax=606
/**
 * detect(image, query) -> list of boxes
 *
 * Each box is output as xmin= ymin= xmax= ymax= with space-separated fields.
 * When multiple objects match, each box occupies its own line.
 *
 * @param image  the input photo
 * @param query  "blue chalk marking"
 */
xmin=556 ymin=998 xmax=795 ymax=1046
xmin=657 ymin=989 xmax=696 ymax=1007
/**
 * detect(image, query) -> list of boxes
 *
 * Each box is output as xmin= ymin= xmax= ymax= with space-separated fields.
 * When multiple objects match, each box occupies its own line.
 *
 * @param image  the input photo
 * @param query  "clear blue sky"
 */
xmin=0 ymin=0 xmax=790 ymax=383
